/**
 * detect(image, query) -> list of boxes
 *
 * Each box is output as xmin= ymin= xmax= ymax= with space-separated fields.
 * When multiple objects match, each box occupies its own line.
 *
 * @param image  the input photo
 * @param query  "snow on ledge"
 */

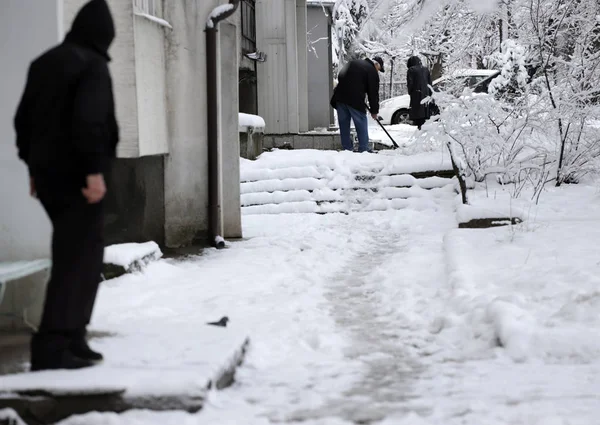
xmin=103 ymin=242 xmax=162 ymax=268
xmin=239 ymin=113 xmax=266 ymax=132
xmin=207 ymin=4 xmax=235 ymax=28
xmin=134 ymin=11 xmax=173 ymax=29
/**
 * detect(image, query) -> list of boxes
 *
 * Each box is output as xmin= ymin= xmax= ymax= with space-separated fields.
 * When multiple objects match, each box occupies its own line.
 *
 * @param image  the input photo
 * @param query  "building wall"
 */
xmin=307 ymin=6 xmax=334 ymax=130
xmin=220 ymin=23 xmax=243 ymax=239
xmin=2 ymin=0 xmax=242 ymax=254
xmin=104 ymin=157 xmax=165 ymax=245
xmin=0 ymin=0 xmax=62 ymax=329
xmin=256 ymin=0 xmax=310 ymax=135
xmin=163 ymin=0 xmax=242 ymax=247
xmin=134 ymin=14 xmax=169 ymax=157
xmin=296 ymin=0 xmax=309 ymax=133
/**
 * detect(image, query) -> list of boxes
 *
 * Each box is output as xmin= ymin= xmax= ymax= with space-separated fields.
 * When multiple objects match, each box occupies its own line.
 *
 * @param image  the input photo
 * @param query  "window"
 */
xmin=241 ymin=0 xmax=256 ymax=54
xmin=134 ymin=0 xmax=160 ymax=17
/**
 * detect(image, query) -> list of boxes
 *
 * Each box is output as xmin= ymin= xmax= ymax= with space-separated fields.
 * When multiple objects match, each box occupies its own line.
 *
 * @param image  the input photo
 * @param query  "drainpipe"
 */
xmin=206 ymin=0 xmax=240 ymax=249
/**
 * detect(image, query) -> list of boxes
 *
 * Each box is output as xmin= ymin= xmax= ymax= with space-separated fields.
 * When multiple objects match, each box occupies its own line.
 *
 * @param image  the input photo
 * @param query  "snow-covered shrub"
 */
xmin=418 ymin=87 xmax=552 ymax=201
xmin=516 ymin=0 xmax=600 ymax=185
xmin=487 ymin=40 xmax=528 ymax=100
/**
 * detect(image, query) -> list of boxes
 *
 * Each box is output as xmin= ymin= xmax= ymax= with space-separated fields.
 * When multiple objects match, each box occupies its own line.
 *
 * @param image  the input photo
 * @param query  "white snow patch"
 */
xmin=239 ymin=113 xmax=266 ymax=131
xmin=103 ymin=242 xmax=162 ymax=267
xmin=442 ymin=221 xmax=600 ymax=363
xmin=134 ymin=11 xmax=173 ymax=28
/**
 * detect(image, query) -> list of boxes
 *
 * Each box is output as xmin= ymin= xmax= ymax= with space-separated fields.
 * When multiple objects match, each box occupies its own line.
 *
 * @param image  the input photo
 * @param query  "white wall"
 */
xmin=220 ymin=23 xmax=243 ymax=239
xmin=163 ymin=0 xmax=216 ymax=247
xmin=0 ymin=1 xmax=61 ymax=263
xmin=134 ymin=15 xmax=169 ymax=156
xmin=0 ymin=0 xmax=62 ymax=329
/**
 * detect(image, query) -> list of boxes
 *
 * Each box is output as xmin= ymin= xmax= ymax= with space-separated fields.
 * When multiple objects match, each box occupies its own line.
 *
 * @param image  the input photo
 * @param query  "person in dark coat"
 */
xmin=406 ymin=56 xmax=433 ymax=130
xmin=330 ymin=57 xmax=385 ymax=152
xmin=14 ymin=0 xmax=119 ymax=371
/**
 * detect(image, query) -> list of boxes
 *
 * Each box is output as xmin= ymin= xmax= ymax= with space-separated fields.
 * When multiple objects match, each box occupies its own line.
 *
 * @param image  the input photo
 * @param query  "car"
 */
xmin=378 ymin=69 xmax=501 ymax=125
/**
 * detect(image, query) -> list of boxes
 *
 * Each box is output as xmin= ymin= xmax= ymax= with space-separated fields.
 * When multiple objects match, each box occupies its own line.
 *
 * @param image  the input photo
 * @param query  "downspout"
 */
xmin=206 ymin=0 xmax=240 ymax=249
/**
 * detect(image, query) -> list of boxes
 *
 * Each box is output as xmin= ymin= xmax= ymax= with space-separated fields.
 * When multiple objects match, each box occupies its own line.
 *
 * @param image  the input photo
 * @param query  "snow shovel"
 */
xmin=366 ymin=103 xmax=400 ymax=149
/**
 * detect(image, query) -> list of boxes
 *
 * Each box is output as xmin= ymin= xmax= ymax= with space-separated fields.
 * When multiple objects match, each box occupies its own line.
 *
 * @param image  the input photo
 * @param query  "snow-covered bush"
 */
xmin=418 ymin=87 xmax=553 ymax=201
xmin=522 ymin=0 xmax=600 ymax=185
xmin=487 ymin=40 xmax=528 ymax=100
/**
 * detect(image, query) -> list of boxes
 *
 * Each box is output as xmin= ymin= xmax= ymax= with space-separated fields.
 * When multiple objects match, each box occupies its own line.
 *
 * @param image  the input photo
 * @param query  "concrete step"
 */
xmin=0 ymin=330 xmax=249 ymax=425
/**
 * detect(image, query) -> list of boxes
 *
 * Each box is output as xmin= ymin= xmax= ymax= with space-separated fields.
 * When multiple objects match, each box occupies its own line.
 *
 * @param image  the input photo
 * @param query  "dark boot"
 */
xmin=30 ymin=332 xmax=95 ymax=371
xmin=70 ymin=331 xmax=104 ymax=362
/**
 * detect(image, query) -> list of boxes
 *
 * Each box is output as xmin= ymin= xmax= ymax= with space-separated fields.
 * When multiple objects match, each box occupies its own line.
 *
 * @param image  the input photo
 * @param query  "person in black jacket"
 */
xmin=14 ymin=0 xmax=119 ymax=371
xmin=330 ymin=57 xmax=384 ymax=152
xmin=406 ymin=56 xmax=433 ymax=130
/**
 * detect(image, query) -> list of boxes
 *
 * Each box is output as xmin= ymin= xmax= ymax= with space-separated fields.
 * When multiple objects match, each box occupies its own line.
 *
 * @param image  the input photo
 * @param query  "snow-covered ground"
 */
xmin=10 ymin=147 xmax=599 ymax=424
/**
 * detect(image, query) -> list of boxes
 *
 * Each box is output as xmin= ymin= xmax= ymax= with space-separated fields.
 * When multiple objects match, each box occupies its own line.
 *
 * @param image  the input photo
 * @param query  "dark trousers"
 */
xmin=414 ymin=118 xmax=426 ymax=130
xmin=34 ymin=176 xmax=104 ymax=339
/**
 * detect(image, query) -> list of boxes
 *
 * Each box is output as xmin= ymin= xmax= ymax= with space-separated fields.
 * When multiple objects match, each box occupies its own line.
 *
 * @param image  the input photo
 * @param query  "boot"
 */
xmin=30 ymin=332 xmax=95 ymax=371
xmin=70 ymin=330 xmax=104 ymax=362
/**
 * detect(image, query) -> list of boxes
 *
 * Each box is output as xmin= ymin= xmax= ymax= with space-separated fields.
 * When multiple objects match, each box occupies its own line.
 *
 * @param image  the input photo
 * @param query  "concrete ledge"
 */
xmin=265 ymin=133 xmax=342 ymax=151
xmin=0 ymin=334 xmax=250 ymax=425
xmin=239 ymin=131 xmax=264 ymax=160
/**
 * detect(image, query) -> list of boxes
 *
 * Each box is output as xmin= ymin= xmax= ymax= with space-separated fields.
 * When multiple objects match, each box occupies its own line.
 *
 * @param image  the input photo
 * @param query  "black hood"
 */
xmin=407 ymin=56 xmax=422 ymax=68
xmin=65 ymin=0 xmax=115 ymax=60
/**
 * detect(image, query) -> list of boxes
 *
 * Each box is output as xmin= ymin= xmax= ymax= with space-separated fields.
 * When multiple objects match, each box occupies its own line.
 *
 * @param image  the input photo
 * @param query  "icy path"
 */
xmin=192 ymin=194 xmax=458 ymax=424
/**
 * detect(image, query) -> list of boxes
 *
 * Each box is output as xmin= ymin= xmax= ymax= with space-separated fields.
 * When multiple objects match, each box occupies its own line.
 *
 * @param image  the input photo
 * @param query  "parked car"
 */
xmin=378 ymin=69 xmax=501 ymax=125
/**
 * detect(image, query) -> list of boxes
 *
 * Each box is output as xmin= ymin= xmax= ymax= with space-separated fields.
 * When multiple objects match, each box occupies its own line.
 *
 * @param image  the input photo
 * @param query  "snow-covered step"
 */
xmin=241 ymin=195 xmax=443 ymax=215
xmin=241 ymin=177 xmax=325 ymax=194
xmin=241 ymin=165 xmax=326 ymax=183
xmin=240 ymin=150 xmax=455 ymax=215
xmin=240 ymin=186 xmax=435 ymax=207
xmin=241 ymin=175 xmax=454 ymax=196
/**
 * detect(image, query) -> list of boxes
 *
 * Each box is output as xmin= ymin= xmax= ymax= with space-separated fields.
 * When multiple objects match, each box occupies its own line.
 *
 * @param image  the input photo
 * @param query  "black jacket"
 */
xmin=406 ymin=56 xmax=433 ymax=120
xmin=330 ymin=58 xmax=380 ymax=114
xmin=14 ymin=0 xmax=119 ymax=178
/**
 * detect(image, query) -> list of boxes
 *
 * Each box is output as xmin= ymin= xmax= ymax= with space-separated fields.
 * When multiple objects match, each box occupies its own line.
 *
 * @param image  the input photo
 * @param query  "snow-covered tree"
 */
xmin=488 ymin=39 xmax=529 ymax=99
xmin=333 ymin=0 xmax=370 ymax=70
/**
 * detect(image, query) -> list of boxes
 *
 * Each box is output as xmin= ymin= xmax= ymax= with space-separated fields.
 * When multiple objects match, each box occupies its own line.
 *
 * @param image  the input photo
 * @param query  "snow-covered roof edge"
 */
xmin=307 ymin=0 xmax=336 ymax=6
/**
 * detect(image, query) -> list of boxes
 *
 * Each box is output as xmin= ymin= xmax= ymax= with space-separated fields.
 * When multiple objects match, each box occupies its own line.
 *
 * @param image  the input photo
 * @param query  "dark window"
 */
xmin=241 ymin=0 xmax=256 ymax=54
